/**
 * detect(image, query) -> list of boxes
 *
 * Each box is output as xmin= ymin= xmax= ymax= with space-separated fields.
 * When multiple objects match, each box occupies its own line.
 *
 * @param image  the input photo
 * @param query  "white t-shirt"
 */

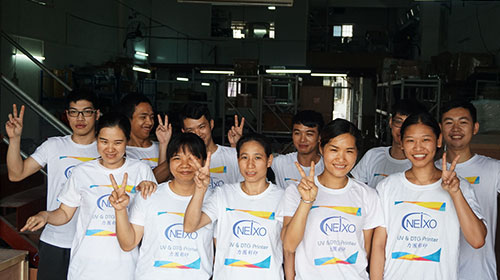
xmin=30 ymin=135 xmax=99 ymax=248
xmin=208 ymin=145 xmax=242 ymax=189
xmin=126 ymin=141 xmax=159 ymax=168
xmin=351 ymin=146 xmax=411 ymax=188
xmin=202 ymin=182 xmax=284 ymax=280
xmin=436 ymin=154 xmax=500 ymax=280
xmin=376 ymin=172 xmax=484 ymax=280
xmin=59 ymin=158 xmax=156 ymax=280
xmin=129 ymin=181 xmax=214 ymax=280
xmin=284 ymin=177 xmax=384 ymax=280
xmin=271 ymin=152 xmax=324 ymax=189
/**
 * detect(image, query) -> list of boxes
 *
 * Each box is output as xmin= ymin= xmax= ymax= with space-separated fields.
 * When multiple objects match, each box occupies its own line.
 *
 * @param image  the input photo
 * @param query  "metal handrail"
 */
xmin=1 ymin=74 xmax=72 ymax=135
xmin=1 ymin=136 xmax=47 ymax=176
xmin=1 ymin=30 xmax=73 ymax=92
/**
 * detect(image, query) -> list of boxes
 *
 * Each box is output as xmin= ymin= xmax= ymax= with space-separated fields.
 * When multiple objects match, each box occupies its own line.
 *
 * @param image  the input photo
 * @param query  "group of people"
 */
xmin=4 ymin=90 xmax=499 ymax=280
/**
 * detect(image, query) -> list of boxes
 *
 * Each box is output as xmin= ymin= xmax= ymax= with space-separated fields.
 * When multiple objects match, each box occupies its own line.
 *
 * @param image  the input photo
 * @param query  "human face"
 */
xmin=292 ymin=124 xmax=320 ymax=155
xmin=169 ymin=147 xmax=200 ymax=183
xmin=441 ymin=107 xmax=478 ymax=150
xmin=238 ymin=140 xmax=273 ymax=184
xmin=320 ymin=133 xmax=357 ymax=179
xmin=401 ymin=123 xmax=442 ymax=169
xmin=130 ymin=102 xmax=154 ymax=140
xmin=182 ymin=116 xmax=214 ymax=147
xmin=66 ymin=100 xmax=99 ymax=137
xmin=97 ymin=126 xmax=127 ymax=169
xmin=389 ymin=113 xmax=408 ymax=147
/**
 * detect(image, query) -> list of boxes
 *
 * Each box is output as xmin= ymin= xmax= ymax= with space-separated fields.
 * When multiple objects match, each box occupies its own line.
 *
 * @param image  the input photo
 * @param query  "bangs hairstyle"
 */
xmin=292 ymin=110 xmax=325 ymax=131
xmin=392 ymin=98 xmax=427 ymax=117
xmin=320 ymin=119 xmax=362 ymax=150
xmin=236 ymin=133 xmax=272 ymax=158
xmin=96 ymin=112 xmax=131 ymax=140
xmin=166 ymin=133 xmax=207 ymax=163
xmin=400 ymin=111 xmax=441 ymax=139
xmin=119 ymin=94 xmax=152 ymax=119
xmin=66 ymin=89 xmax=99 ymax=109
xmin=440 ymin=99 xmax=477 ymax=123
xmin=180 ymin=103 xmax=212 ymax=122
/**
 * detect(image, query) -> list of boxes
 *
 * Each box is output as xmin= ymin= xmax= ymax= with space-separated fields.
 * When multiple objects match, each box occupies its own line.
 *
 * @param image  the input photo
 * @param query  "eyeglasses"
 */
xmin=67 ymin=109 xmax=96 ymax=118
xmin=392 ymin=118 xmax=404 ymax=128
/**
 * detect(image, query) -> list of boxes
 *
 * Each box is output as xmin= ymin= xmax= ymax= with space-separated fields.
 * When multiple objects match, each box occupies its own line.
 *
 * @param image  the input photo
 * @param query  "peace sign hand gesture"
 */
xmin=109 ymin=173 xmax=130 ymax=211
xmin=441 ymin=153 xmax=461 ymax=195
xmin=228 ymin=115 xmax=245 ymax=147
xmin=190 ymin=152 xmax=212 ymax=192
xmin=295 ymin=161 xmax=318 ymax=203
xmin=5 ymin=104 xmax=25 ymax=139
xmin=156 ymin=114 xmax=172 ymax=145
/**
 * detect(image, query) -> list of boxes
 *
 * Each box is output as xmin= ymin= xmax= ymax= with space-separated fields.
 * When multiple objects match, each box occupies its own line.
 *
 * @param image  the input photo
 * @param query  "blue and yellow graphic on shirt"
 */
xmin=158 ymin=211 xmax=185 ymax=217
xmin=314 ymin=251 xmax=358 ymax=266
xmin=226 ymin=208 xmax=275 ymax=220
xmin=141 ymin=157 xmax=158 ymax=163
xmin=394 ymin=201 xmax=446 ymax=211
xmin=59 ymin=156 xmax=96 ymax=162
xmin=311 ymin=206 xmax=362 ymax=216
xmin=154 ymin=258 xmax=201 ymax=269
xmin=284 ymin=178 xmax=299 ymax=182
xmin=374 ymin=173 xmax=388 ymax=177
xmin=210 ymin=166 xmax=227 ymax=173
xmin=85 ymin=229 xmax=116 ymax=237
xmin=89 ymin=184 xmax=137 ymax=193
xmin=465 ymin=176 xmax=480 ymax=185
xmin=224 ymin=256 xmax=271 ymax=269
xmin=392 ymin=249 xmax=441 ymax=262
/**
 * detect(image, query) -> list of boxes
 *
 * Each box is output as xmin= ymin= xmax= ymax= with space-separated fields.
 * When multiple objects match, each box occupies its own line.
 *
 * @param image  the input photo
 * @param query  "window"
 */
xmin=332 ymin=24 xmax=353 ymax=38
xmin=231 ymin=21 xmax=275 ymax=39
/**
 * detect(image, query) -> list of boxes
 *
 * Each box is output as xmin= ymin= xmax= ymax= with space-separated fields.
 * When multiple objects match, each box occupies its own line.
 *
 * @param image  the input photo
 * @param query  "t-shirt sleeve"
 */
xmin=283 ymin=184 xmax=301 ymax=217
xmin=362 ymin=186 xmax=385 ymax=230
xmin=459 ymin=177 xmax=485 ymax=222
xmin=496 ymin=161 xmax=500 ymax=194
xmin=375 ymin=178 xmax=388 ymax=228
xmin=201 ymin=188 xmax=219 ymax=224
xmin=351 ymin=152 xmax=369 ymax=184
xmin=129 ymin=194 xmax=147 ymax=226
xmin=275 ymin=191 xmax=285 ymax=224
xmin=58 ymin=168 xmax=82 ymax=208
xmin=30 ymin=139 xmax=51 ymax=167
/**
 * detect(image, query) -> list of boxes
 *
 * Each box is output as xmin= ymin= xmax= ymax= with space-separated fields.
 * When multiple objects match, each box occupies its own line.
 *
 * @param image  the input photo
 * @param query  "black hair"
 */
xmin=119 ymin=94 xmax=152 ymax=119
xmin=66 ymin=89 xmax=99 ymax=109
xmin=180 ymin=103 xmax=212 ymax=122
xmin=440 ymin=99 xmax=477 ymax=123
xmin=292 ymin=110 xmax=325 ymax=132
xmin=320 ymin=119 xmax=362 ymax=151
xmin=236 ymin=133 xmax=275 ymax=183
xmin=392 ymin=99 xmax=427 ymax=117
xmin=400 ymin=111 xmax=441 ymax=140
xmin=96 ymin=112 xmax=131 ymax=140
xmin=166 ymin=133 xmax=207 ymax=163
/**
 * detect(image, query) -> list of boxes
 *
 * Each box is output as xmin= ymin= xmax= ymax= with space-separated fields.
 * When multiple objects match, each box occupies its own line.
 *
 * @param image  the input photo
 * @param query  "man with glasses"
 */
xmin=351 ymin=99 xmax=427 ymax=188
xmin=5 ymin=90 xmax=100 ymax=280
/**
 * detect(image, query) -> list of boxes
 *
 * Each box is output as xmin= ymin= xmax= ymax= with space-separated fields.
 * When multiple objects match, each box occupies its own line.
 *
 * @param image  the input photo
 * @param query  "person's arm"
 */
xmin=441 ymin=154 xmax=486 ymax=248
xmin=369 ymin=227 xmax=387 ymax=280
xmin=282 ymin=216 xmax=296 ymax=280
xmin=152 ymin=161 xmax=170 ymax=183
xmin=152 ymin=114 xmax=172 ymax=183
xmin=20 ymin=204 xmax=77 ymax=232
xmin=363 ymin=228 xmax=375 ymax=261
xmin=5 ymin=104 xmax=44 ymax=181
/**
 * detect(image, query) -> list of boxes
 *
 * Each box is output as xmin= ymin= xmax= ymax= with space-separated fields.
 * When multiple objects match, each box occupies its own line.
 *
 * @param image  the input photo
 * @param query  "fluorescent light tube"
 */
xmin=132 ymin=66 xmax=151 ymax=74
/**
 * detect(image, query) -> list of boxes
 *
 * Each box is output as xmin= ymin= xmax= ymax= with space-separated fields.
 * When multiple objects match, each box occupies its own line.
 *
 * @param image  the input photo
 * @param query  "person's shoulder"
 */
xmin=71 ymin=159 xmax=99 ymax=174
xmin=269 ymin=182 xmax=285 ymax=195
xmin=273 ymin=152 xmax=296 ymax=164
xmin=358 ymin=146 xmax=388 ymax=162
xmin=126 ymin=158 xmax=150 ymax=170
xmin=42 ymin=135 xmax=72 ymax=146
xmin=474 ymin=154 xmax=500 ymax=166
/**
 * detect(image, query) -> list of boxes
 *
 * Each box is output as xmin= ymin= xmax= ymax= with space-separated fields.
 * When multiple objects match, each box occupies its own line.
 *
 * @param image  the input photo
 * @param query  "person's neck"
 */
xmin=389 ymin=141 xmax=406 ymax=160
xmin=170 ymin=179 xmax=195 ymax=196
xmin=71 ymin=132 xmax=96 ymax=145
xmin=405 ymin=164 xmax=441 ymax=185
xmin=128 ymin=134 xmax=152 ymax=148
xmin=207 ymin=141 xmax=218 ymax=154
xmin=241 ymin=179 xmax=269 ymax=195
xmin=297 ymin=150 xmax=321 ymax=167
xmin=100 ymin=158 xmax=125 ymax=170
xmin=317 ymin=171 xmax=349 ymax=190
xmin=445 ymin=146 xmax=474 ymax=164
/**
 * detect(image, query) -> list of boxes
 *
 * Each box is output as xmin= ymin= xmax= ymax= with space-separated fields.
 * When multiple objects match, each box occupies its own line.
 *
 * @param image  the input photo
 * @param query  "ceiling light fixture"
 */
xmin=14 ymin=53 xmax=45 ymax=61
xmin=135 ymin=51 xmax=149 ymax=57
xmin=266 ymin=69 xmax=311 ymax=74
xmin=201 ymin=82 xmax=211 ymax=87
xmin=311 ymin=73 xmax=347 ymax=77
xmin=200 ymin=70 xmax=235 ymax=74
xmin=132 ymin=65 xmax=151 ymax=74
xmin=177 ymin=77 xmax=189 ymax=82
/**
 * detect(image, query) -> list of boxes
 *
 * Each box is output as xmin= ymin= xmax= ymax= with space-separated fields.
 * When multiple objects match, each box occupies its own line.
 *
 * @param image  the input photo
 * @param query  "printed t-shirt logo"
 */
xmin=401 ymin=212 xmax=437 ymax=232
xmin=154 ymin=258 xmax=201 ymax=269
xmin=226 ymin=208 xmax=275 ymax=220
xmin=395 ymin=201 xmax=446 ymax=211
xmin=164 ymin=223 xmax=198 ymax=241
xmin=284 ymin=178 xmax=298 ymax=182
xmin=158 ymin=211 xmax=184 ymax=217
xmin=320 ymin=216 xmax=356 ymax=235
xmin=59 ymin=156 xmax=96 ymax=162
xmin=374 ymin=173 xmax=388 ymax=177
xmin=311 ymin=205 xmax=362 ymax=216
xmin=314 ymin=251 xmax=358 ymax=266
xmin=85 ymin=229 xmax=116 ymax=236
xmin=210 ymin=166 xmax=227 ymax=173
xmin=224 ymin=256 xmax=271 ymax=269
xmin=465 ymin=176 xmax=480 ymax=185
xmin=64 ymin=165 xmax=76 ymax=179
xmin=141 ymin=157 xmax=158 ymax=163
xmin=392 ymin=249 xmax=441 ymax=262
xmin=97 ymin=194 xmax=112 ymax=210
xmin=89 ymin=184 xmax=137 ymax=193
xmin=232 ymin=220 xmax=267 ymax=239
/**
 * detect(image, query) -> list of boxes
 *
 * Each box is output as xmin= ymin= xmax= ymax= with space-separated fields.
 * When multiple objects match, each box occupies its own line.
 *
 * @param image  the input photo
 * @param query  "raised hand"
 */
xmin=295 ymin=161 xmax=318 ymax=203
xmin=228 ymin=115 xmax=245 ymax=147
xmin=156 ymin=114 xmax=172 ymax=145
xmin=5 ymin=104 xmax=25 ymax=139
xmin=136 ymin=180 xmax=157 ymax=199
xmin=190 ymin=152 xmax=212 ymax=191
xmin=441 ymin=153 xmax=461 ymax=194
xmin=109 ymin=173 xmax=130 ymax=211
xmin=20 ymin=211 xmax=49 ymax=232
